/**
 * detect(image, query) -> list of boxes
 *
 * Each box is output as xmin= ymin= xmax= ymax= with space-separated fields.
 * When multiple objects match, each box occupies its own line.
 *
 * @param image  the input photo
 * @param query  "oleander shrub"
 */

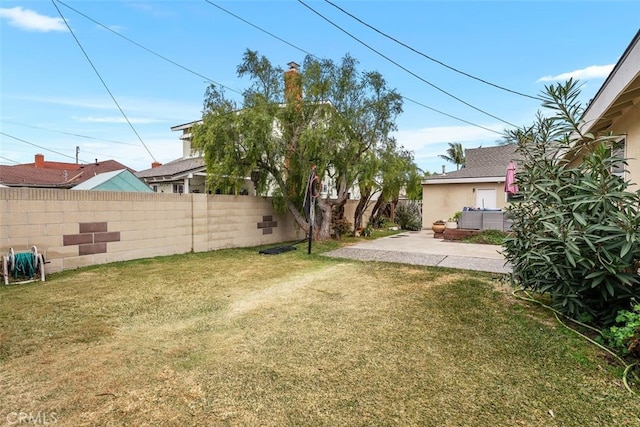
xmin=502 ymin=79 xmax=640 ymax=326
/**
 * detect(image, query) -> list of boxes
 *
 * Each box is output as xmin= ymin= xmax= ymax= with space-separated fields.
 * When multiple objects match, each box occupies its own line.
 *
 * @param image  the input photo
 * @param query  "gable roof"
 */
xmin=135 ymin=157 xmax=206 ymax=181
xmin=426 ymin=144 xmax=519 ymax=184
xmin=0 ymin=156 xmax=136 ymax=189
xmin=582 ymin=29 xmax=640 ymax=134
xmin=72 ymin=169 xmax=153 ymax=192
xmin=170 ymin=120 xmax=202 ymax=132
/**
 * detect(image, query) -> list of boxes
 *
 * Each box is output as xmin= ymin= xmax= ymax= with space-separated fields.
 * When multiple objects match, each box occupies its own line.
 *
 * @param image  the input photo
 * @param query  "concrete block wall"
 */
xmin=0 ymin=188 xmax=301 ymax=274
xmin=205 ymin=195 xmax=301 ymax=251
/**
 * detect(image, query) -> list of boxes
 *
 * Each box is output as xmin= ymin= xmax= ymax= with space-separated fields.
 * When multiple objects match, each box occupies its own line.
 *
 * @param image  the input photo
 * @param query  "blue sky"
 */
xmin=1 ymin=1 xmax=638 ymax=174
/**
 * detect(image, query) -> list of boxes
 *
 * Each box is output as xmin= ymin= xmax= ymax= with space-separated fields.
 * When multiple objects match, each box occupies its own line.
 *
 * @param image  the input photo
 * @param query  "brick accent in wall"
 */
xmin=257 ymin=215 xmax=278 ymax=235
xmin=63 ymin=222 xmax=120 ymax=255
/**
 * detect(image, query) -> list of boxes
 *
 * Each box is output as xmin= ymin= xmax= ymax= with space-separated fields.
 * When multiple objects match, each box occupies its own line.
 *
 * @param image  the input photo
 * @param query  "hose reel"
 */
xmin=2 ymin=246 xmax=46 ymax=285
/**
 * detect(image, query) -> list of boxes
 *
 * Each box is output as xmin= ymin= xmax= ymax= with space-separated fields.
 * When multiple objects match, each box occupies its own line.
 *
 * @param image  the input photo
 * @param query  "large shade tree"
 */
xmin=191 ymin=50 xmax=405 ymax=240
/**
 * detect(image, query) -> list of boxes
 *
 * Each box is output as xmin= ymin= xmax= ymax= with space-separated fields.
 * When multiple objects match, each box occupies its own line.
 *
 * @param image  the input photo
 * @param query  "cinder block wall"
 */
xmin=0 ymin=188 xmax=301 ymax=274
xmin=205 ymin=195 xmax=301 ymax=251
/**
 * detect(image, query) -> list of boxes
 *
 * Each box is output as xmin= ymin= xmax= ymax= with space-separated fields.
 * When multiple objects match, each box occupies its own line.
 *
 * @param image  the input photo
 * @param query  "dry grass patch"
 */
xmin=1 ymin=248 xmax=638 ymax=426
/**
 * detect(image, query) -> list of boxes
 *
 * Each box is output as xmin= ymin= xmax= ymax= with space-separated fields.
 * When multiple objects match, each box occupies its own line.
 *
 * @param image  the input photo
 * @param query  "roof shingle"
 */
xmin=135 ymin=157 xmax=206 ymax=179
xmin=0 ymin=158 xmax=136 ymax=188
xmin=429 ymin=144 xmax=519 ymax=181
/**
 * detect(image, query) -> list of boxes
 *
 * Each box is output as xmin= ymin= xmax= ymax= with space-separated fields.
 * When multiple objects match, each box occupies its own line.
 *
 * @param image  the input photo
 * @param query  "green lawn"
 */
xmin=1 ymin=240 xmax=639 ymax=426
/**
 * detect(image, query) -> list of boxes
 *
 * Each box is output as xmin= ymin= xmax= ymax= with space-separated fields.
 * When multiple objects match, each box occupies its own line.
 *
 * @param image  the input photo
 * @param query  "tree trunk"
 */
xmin=353 ymin=186 xmax=371 ymax=230
xmin=287 ymin=200 xmax=310 ymax=234
xmin=389 ymin=198 xmax=398 ymax=223
xmin=315 ymin=198 xmax=333 ymax=241
xmin=369 ymin=196 xmax=385 ymax=225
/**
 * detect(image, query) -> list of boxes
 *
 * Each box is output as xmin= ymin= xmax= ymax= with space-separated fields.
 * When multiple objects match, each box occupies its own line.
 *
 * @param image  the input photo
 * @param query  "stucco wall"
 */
xmin=421 ymin=182 xmax=509 ymax=228
xmin=613 ymin=102 xmax=640 ymax=190
xmin=0 ymin=188 xmax=302 ymax=274
xmin=342 ymin=199 xmax=377 ymax=228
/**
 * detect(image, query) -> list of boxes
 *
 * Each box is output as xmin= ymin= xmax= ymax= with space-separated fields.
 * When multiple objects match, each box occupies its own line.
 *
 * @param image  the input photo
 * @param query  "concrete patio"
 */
xmin=322 ymin=229 xmax=511 ymax=274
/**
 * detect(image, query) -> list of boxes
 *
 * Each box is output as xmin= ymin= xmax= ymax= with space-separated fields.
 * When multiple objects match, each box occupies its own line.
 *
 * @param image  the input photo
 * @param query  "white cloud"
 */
xmin=75 ymin=116 xmax=164 ymax=124
xmin=394 ymin=124 xmax=504 ymax=152
xmin=104 ymin=24 xmax=125 ymax=32
xmin=77 ymin=136 xmax=181 ymax=171
xmin=12 ymin=94 xmax=201 ymax=123
xmin=0 ymin=7 xmax=67 ymax=32
xmin=537 ymin=64 xmax=614 ymax=83
xmin=394 ymin=125 xmax=507 ymax=173
xmin=126 ymin=2 xmax=175 ymax=18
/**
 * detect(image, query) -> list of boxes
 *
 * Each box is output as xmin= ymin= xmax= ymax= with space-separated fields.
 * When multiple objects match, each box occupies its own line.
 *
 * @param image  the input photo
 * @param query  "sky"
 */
xmin=1 ymin=1 xmax=639 ymax=174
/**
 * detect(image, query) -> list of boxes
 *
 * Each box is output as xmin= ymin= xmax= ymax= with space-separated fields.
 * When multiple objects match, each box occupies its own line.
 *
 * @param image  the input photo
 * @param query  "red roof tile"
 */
xmin=0 ymin=157 xmax=136 ymax=188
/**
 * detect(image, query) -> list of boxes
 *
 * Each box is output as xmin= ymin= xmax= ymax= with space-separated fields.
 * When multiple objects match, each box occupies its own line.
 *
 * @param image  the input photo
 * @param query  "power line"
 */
xmin=297 ymin=0 xmax=518 ymax=128
xmin=51 ymin=0 xmax=158 ymax=163
xmin=0 ymin=155 xmax=20 ymax=164
xmin=57 ymin=0 xmax=514 ymax=138
xmin=0 ymin=132 xmax=92 ymax=163
xmin=202 ymin=0 xmax=513 ymax=134
xmin=402 ymin=96 xmax=502 ymax=135
xmin=55 ymin=0 xmax=243 ymax=96
xmin=203 ymin=0 xmax=317 ymax=59
xmin=0 ymin=120 xmax=140 ymax=147
xmin=324 ymin=0 xmax=542 ymax=101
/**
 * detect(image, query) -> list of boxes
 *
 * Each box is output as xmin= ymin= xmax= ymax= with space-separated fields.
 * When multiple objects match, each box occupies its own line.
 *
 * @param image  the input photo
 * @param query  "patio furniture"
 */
xmin=459 ymin=210 xmax=511 ymax=232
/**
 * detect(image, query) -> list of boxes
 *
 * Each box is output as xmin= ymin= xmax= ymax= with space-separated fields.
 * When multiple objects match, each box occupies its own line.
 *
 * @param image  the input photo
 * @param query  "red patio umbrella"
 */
xmin=504 ymin=160 xmax=519 ymax=194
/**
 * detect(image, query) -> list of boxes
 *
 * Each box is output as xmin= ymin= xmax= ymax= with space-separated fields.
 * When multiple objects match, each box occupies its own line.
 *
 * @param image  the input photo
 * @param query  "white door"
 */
xmin=476 ymin=188 xmax=496 ymax=209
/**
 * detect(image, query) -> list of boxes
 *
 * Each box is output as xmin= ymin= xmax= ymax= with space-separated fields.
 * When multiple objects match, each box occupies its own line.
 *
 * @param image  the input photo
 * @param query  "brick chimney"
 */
xmin=35 ymin=153 xmax=45 ymax=168
xmin=284 ymin=61 xmax=302 ymax=104
xmin=151 ymin=161 xmax=162 ymax=168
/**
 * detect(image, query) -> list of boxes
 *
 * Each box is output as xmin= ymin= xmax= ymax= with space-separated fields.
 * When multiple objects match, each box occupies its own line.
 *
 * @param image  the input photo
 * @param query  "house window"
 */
xmin=611 ymin=138 xmax=626 ymax=178
xmin=173 ymin=184 xmax=184 ymax=194
xmin=507 ymin=192 xmax=524 ymax=202
xmin=152 ymin=185 xmax=158 ymax=192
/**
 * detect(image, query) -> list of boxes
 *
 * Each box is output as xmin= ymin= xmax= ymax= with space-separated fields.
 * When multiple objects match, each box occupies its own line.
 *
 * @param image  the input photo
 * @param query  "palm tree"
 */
xmin=438 ymin=142 xmax=465 ymax=171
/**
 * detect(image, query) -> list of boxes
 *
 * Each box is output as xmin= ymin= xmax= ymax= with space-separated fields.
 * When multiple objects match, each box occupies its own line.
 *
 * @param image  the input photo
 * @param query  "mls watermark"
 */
xmin=5 ymin=411 xmax=57 ymax=425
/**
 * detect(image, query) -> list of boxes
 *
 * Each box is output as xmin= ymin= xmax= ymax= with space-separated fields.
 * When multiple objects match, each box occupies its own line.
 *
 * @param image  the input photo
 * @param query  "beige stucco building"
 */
xmin=580 ymin=29 xmax=640 ymax=188
xmin=422 ymin=29 xmax=640 ymax=229
xmin=421 ymin=144 xmax=519 ymax=227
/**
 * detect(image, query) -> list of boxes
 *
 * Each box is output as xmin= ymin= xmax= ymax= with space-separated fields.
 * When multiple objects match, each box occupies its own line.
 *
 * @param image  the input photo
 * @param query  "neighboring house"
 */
xmin=0 ymin=153 xmax=135 ymax=189
xmin=422 ymin=144 xmax=519 ymax=226
xmin=71 ymin=169 xmax=153 ymax=192
xmin=134 ymin=157 xmax=217 ymax=194
xmin=136 ymin=62 xmax=365 ymax=200
xmin=579 ymin=29 xmax=640 ymax=186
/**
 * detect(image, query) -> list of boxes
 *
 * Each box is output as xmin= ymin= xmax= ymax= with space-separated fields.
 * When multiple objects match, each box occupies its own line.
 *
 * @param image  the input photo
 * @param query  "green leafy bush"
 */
xmin=503 ymin=79 xmax=640 ymax=326
xmin=370 ymin=215 xmax=392 ymax=229
xmin=461 ymin=229 xmax=508 ymax=245
xmin=331 ymin=217 xmax=352 ymax=240
xmin=604 ymin=304 xmax=640 ymax=357
xmin=395 ymin=203 xmax=422 ymax=231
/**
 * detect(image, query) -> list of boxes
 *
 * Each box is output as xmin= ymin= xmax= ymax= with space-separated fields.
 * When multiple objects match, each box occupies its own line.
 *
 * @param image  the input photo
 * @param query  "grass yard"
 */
xmin=1 ymin=241 xmax=639 ymax=426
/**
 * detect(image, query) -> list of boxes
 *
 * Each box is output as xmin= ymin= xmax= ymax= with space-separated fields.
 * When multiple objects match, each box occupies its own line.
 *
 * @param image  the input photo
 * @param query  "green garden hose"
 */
xmin=12 ymin=252 xmax=36 ymax=279
xmin=512 ymin=287 xmax=638 ymax=396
